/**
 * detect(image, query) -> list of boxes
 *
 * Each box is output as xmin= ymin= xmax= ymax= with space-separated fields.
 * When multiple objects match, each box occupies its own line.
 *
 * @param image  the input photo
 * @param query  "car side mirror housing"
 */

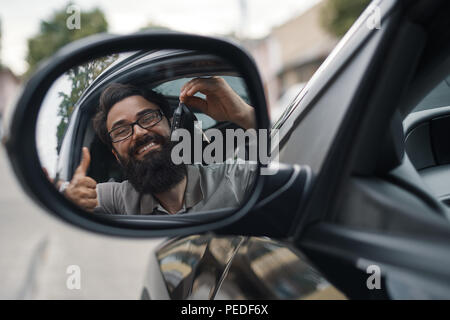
xmin=2 ymin=32 xmax=310 ymax=238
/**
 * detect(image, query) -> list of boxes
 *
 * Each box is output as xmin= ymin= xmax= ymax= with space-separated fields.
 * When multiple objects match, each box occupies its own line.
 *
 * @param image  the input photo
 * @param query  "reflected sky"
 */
xmin=36 ymin=73 xmax=70 ymax=178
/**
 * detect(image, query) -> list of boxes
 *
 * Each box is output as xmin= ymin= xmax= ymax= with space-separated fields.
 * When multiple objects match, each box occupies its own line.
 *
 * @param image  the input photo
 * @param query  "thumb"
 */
xmin=74 ymin=147 xmax=91 ymax=177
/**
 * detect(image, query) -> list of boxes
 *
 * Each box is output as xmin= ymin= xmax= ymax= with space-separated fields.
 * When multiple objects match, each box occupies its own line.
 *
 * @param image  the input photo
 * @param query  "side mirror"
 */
xmin=3 ymin=32 xmax=311 ymax=238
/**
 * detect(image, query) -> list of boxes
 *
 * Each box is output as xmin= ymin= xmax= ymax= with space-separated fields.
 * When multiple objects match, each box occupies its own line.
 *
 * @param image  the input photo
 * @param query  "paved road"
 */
xmin=0 ymin=147 xmax=164 ymax=299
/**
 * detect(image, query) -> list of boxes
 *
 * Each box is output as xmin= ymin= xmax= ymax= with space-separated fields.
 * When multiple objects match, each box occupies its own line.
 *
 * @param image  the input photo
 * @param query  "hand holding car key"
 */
xmin=179 ymin=76 xmax=255 ymax=130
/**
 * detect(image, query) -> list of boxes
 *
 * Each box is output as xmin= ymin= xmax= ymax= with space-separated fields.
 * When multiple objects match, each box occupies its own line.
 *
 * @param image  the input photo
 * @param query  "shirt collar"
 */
xmin=139 ymin=165 xmax=204 ymax=214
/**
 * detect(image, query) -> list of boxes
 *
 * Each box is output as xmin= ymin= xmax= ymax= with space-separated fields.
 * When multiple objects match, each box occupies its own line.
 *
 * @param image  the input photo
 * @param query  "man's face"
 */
xmin=106 ymin=95 xmax=171 ymax=163
xmin=106 ymin=94 xmax=185 ymax=195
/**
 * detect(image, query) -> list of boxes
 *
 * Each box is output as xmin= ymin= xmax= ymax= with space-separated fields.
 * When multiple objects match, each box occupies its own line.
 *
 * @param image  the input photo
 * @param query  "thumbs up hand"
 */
xmin=63 ymin=147 xmax=98 ymax=212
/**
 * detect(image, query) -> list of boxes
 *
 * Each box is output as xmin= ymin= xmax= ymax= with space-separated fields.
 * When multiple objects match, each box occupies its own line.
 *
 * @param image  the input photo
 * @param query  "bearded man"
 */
xmin=62 ymin=77 xmax=257 ymax=215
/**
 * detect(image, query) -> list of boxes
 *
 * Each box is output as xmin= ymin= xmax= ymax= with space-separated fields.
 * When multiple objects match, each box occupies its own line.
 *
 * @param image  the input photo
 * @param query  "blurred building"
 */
xmin=271 ymin=1 xmax=338 ymax=90
xmin=0 ymin=67 xmax=20 ymax=115
xmin=244 ymin=2 xmax=339 ymax=120
xmin=243 ymin=37 xmax=282 ymax=118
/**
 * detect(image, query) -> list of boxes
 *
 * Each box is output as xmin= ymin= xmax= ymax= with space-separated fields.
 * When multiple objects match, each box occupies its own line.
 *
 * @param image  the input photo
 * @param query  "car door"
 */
xmin=147 ymin=1 xmax=450 ymax=299
xmin=215 ymin=236 xmax=346 ymax=299
xmin=198 ymin=0 xmax=403 ymax=300
xmin=273 ymin=0 xmax=450 ymax=299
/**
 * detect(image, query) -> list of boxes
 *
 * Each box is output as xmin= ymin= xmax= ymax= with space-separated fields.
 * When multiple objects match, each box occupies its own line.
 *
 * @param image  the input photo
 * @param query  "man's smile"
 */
xmin=127 ymin=133 xmax=168 ymax=161
xmin=136 ymin=141 xmax=160 ymax=157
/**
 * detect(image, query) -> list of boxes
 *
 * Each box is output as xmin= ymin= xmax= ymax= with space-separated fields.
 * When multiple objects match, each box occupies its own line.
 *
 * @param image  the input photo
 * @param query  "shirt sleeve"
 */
xmin=96 ymin=181 xmax=142 ymax=215
xmin=96 ymin=182 xmax=124 ymax=215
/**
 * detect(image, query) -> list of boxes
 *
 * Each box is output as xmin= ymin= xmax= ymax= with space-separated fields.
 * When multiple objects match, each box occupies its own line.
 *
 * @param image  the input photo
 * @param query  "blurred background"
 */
xmin=0 ymin=0 xmax=369 ymax=299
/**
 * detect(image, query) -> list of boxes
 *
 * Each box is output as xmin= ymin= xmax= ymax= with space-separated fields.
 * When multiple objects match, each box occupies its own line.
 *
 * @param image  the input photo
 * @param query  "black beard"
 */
xmin=118 ymin=134 xmax=186 ymax=195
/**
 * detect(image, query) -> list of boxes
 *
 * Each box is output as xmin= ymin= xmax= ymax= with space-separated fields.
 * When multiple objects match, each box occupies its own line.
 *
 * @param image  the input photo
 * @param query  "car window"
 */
xmin=152 ymin=76 xmax=249 ymax=130
xmin=153 ymin=76 xmax=249 ymax=102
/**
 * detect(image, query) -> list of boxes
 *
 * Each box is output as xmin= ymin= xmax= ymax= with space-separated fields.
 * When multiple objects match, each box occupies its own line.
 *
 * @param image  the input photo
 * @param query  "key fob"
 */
xmin=170 ymin=102 xmax=196 ymax=138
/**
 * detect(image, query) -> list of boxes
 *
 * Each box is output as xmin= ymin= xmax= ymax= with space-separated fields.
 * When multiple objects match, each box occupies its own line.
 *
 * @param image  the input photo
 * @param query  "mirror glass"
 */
xmin=36 ymin=49 xmax=260 ymax=217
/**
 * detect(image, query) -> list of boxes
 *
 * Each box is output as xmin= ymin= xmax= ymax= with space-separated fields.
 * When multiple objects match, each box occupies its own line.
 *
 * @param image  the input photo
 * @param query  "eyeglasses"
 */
xmin=108 ymin=109 xmax=163 ymax=143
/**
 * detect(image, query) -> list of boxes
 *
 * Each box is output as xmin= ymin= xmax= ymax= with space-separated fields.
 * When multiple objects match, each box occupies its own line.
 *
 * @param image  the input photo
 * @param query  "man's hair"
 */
xmin=93 ymin=83 xmax=172 ymax=148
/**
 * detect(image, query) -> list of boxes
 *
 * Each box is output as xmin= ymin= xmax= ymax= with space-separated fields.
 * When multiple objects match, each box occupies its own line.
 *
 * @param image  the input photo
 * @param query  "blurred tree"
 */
xmin=26 ymin=5 xmax=108 ymax=77
xmin=24 ymin=4 xmax=109 ymax=153
xmin=56 ymin=55 xmax=118 ymax=152
xmin=320 ymin=0 xmax=371 ymax=38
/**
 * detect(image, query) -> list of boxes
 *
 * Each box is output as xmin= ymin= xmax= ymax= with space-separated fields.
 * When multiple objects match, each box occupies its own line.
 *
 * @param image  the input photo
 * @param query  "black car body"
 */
xmin=144 ymin=235 xmax=343 ymax=299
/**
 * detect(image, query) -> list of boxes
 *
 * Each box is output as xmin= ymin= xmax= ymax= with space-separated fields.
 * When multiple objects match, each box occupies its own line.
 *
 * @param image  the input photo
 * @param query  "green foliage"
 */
xmin=26 ymin=5 xmax=108 ymax=76
xmin=320 ymin=0 xmax=371 ymax=37
xmin=56 ymin=55 xmax=118 ymax=153
xmin=25 ymin=4 xmax=110 ymax=153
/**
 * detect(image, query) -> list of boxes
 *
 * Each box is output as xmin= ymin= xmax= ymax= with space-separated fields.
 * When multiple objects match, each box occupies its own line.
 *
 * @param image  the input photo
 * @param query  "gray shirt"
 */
xmin=95 ymin=162 xmax=257 ymax=215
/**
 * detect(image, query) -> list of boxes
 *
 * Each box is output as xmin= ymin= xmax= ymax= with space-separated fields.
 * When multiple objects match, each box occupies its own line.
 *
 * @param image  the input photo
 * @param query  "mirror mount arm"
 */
xmin=214 ymin=164 xmax=313 ymax=238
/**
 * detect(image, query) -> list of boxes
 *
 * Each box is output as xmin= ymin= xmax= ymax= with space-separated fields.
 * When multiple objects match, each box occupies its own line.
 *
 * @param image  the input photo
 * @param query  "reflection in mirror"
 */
xmin=36 ymin=49 xmax=258 ymax=217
